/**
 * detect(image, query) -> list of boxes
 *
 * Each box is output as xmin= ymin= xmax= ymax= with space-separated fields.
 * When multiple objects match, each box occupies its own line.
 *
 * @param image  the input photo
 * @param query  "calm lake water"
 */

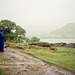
xmin=40 ymin=38 xmax=75 ymax=44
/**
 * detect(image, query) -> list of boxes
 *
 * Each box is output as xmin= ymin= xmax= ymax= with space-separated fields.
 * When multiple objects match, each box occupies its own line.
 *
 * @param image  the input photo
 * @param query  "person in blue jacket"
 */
xmin=0 ymin=28 xmax=4 ymax=52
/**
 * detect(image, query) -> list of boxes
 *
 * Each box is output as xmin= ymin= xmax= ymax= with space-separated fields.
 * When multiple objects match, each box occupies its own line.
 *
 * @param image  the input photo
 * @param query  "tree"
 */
xmin=0 ymin=20 xmax=16 ymax=34
xmin=15 ymin=25 xmax=26 ymax=42
xmin=0 ymin=19 xmax=26 ymax=42
xmin=31 ymin=37 xmax=40 ymax=42
xmin=25 ymin=38 xmax=30 ymax=43
xmin=15 ymin=25 xmax=26 ymax=36
xmin=4 ymin=32 xmax=17 ymax=41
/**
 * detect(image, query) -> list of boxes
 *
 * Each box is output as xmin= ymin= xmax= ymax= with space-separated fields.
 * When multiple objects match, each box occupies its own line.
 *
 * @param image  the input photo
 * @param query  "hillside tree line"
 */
xmin=0 ymin=19 xmax=40 ymax=43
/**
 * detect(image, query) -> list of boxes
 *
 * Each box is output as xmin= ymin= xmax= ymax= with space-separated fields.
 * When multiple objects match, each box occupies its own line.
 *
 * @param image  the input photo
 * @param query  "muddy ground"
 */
xmin=0 ymin=47 xmax=75 ymax=75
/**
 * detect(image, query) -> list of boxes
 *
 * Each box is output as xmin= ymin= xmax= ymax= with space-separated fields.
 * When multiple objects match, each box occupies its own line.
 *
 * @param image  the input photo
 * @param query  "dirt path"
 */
xmin=0 ymin=47 xmax=75 ymax=75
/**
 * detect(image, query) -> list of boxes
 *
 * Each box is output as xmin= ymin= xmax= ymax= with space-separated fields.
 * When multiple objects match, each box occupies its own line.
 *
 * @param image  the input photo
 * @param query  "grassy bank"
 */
xmin=4 ymin=42 xmax=75 ymax=71
xmin=57 ymin=47 xmax=75 ymax=52
xmin=21 ymin=46 xmax=75 ymax=71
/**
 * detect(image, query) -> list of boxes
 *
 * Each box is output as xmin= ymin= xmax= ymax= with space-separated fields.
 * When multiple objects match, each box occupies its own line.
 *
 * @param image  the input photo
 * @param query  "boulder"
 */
xmin=53 ymin=43 xmax=67 ymax=47
xmin=65 ymin=43 xmax=75 ymax=48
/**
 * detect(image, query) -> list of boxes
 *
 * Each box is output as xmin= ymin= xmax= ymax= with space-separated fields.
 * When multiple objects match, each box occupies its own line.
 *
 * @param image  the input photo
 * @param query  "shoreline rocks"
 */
xmin=53 ymin=43 xmax=67 ymax=47
xmin=65 ymin=43 xmax=75 ymax=48
xmin=52 ymin=43 xmax=75 ymax=48
xmin=38 ymin=42 xmax=75 ymax=48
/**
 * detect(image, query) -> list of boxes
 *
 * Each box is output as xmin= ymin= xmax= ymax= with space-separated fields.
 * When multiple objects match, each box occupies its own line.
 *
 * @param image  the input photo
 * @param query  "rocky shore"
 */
xmin=37 ymin=42 xmax=75 ymax=48
xmin=52 ymin=43 xmax=75 ymax=48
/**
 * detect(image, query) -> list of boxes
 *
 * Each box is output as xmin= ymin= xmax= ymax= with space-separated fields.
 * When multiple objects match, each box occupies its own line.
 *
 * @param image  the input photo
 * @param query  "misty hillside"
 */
xmin=51 ymin=23 xmax=75 ymax=34
xmin=42 ymin=23 xmax=75 ymax=38
xmin=25 ymin=25 xmax=58 ymax=38
xmin=25 ymin=23 xmax=75 ymax=38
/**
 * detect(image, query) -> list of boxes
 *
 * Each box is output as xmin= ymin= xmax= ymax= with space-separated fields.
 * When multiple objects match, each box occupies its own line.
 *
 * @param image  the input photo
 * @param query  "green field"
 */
xmin=57 ymin=47 xmax=75 ymax=52
xmin=21 ymin=46 xmax=75 ymax=71
xmin=4 ymin=42 xmax=75 ymax=71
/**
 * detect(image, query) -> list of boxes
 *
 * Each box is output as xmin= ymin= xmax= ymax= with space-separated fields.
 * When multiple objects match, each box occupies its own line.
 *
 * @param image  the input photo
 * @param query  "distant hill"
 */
xmin=42 ymin=23 xmax=75 ymax=38
xmin=25 ymin=25 xmax=57 ymax=38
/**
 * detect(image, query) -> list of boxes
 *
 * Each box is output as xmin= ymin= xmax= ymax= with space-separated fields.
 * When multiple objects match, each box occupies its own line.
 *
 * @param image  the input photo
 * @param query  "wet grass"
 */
xmin=57 ymin=47 xmax=75 ymax=52
xmin=21 ymin=47 xmax=75 ymax=71
xmin=4 ymin=42 xmax=75 ymax=71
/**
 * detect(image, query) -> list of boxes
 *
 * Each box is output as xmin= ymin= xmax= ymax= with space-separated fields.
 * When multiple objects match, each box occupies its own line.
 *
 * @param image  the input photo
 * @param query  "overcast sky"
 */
xmin=0 ymin=0 xmax=75 ymax=26
xmin=0 ymin=0 xmax=75 ymax=36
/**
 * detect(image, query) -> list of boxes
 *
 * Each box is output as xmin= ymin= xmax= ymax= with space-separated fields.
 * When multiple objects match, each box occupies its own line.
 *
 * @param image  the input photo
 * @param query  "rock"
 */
xmin=53 ymin=43 xmax=67 ymax=47
xmin=65 ymin=43 xmax=75 ymax=48
xmin=52 ymin=43 xmax=75 ymax=48
xmin=68 ymin=51 xmax=75 ymax=55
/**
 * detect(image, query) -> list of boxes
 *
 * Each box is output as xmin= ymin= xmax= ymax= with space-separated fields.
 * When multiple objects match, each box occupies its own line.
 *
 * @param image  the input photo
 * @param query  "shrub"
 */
xmin=30 ymin=37 xmax=40 ymax=42
xmin=38 ymin=42 xmax=52 ymax=47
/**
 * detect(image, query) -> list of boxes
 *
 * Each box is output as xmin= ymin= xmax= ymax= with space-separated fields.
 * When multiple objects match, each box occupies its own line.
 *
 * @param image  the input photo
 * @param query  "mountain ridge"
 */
xmin=41 ymin=23 xmax=75 ymax=38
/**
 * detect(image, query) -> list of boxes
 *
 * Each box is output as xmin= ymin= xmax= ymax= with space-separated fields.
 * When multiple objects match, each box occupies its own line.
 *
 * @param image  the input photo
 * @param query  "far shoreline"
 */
xmin=40 ymin=38 xmax=75 ymax=44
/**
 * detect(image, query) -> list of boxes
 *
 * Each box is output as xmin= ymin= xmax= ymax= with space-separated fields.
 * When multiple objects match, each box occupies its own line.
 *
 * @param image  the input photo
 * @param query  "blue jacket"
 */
xmin=0 ymin=29 xmax=4 ymax=51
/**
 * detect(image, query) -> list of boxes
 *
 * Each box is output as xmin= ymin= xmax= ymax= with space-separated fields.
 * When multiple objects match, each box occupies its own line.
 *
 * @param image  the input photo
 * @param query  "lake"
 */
xmin=40 ymin=38 xmax=75 ymax=44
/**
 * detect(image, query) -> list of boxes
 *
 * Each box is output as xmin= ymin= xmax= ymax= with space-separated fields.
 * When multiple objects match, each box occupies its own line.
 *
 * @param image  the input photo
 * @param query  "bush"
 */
xmin=38 ymin=42 xmax=52 ymax=47
xmin=30 ymin=37 xmax=40 ymax=42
